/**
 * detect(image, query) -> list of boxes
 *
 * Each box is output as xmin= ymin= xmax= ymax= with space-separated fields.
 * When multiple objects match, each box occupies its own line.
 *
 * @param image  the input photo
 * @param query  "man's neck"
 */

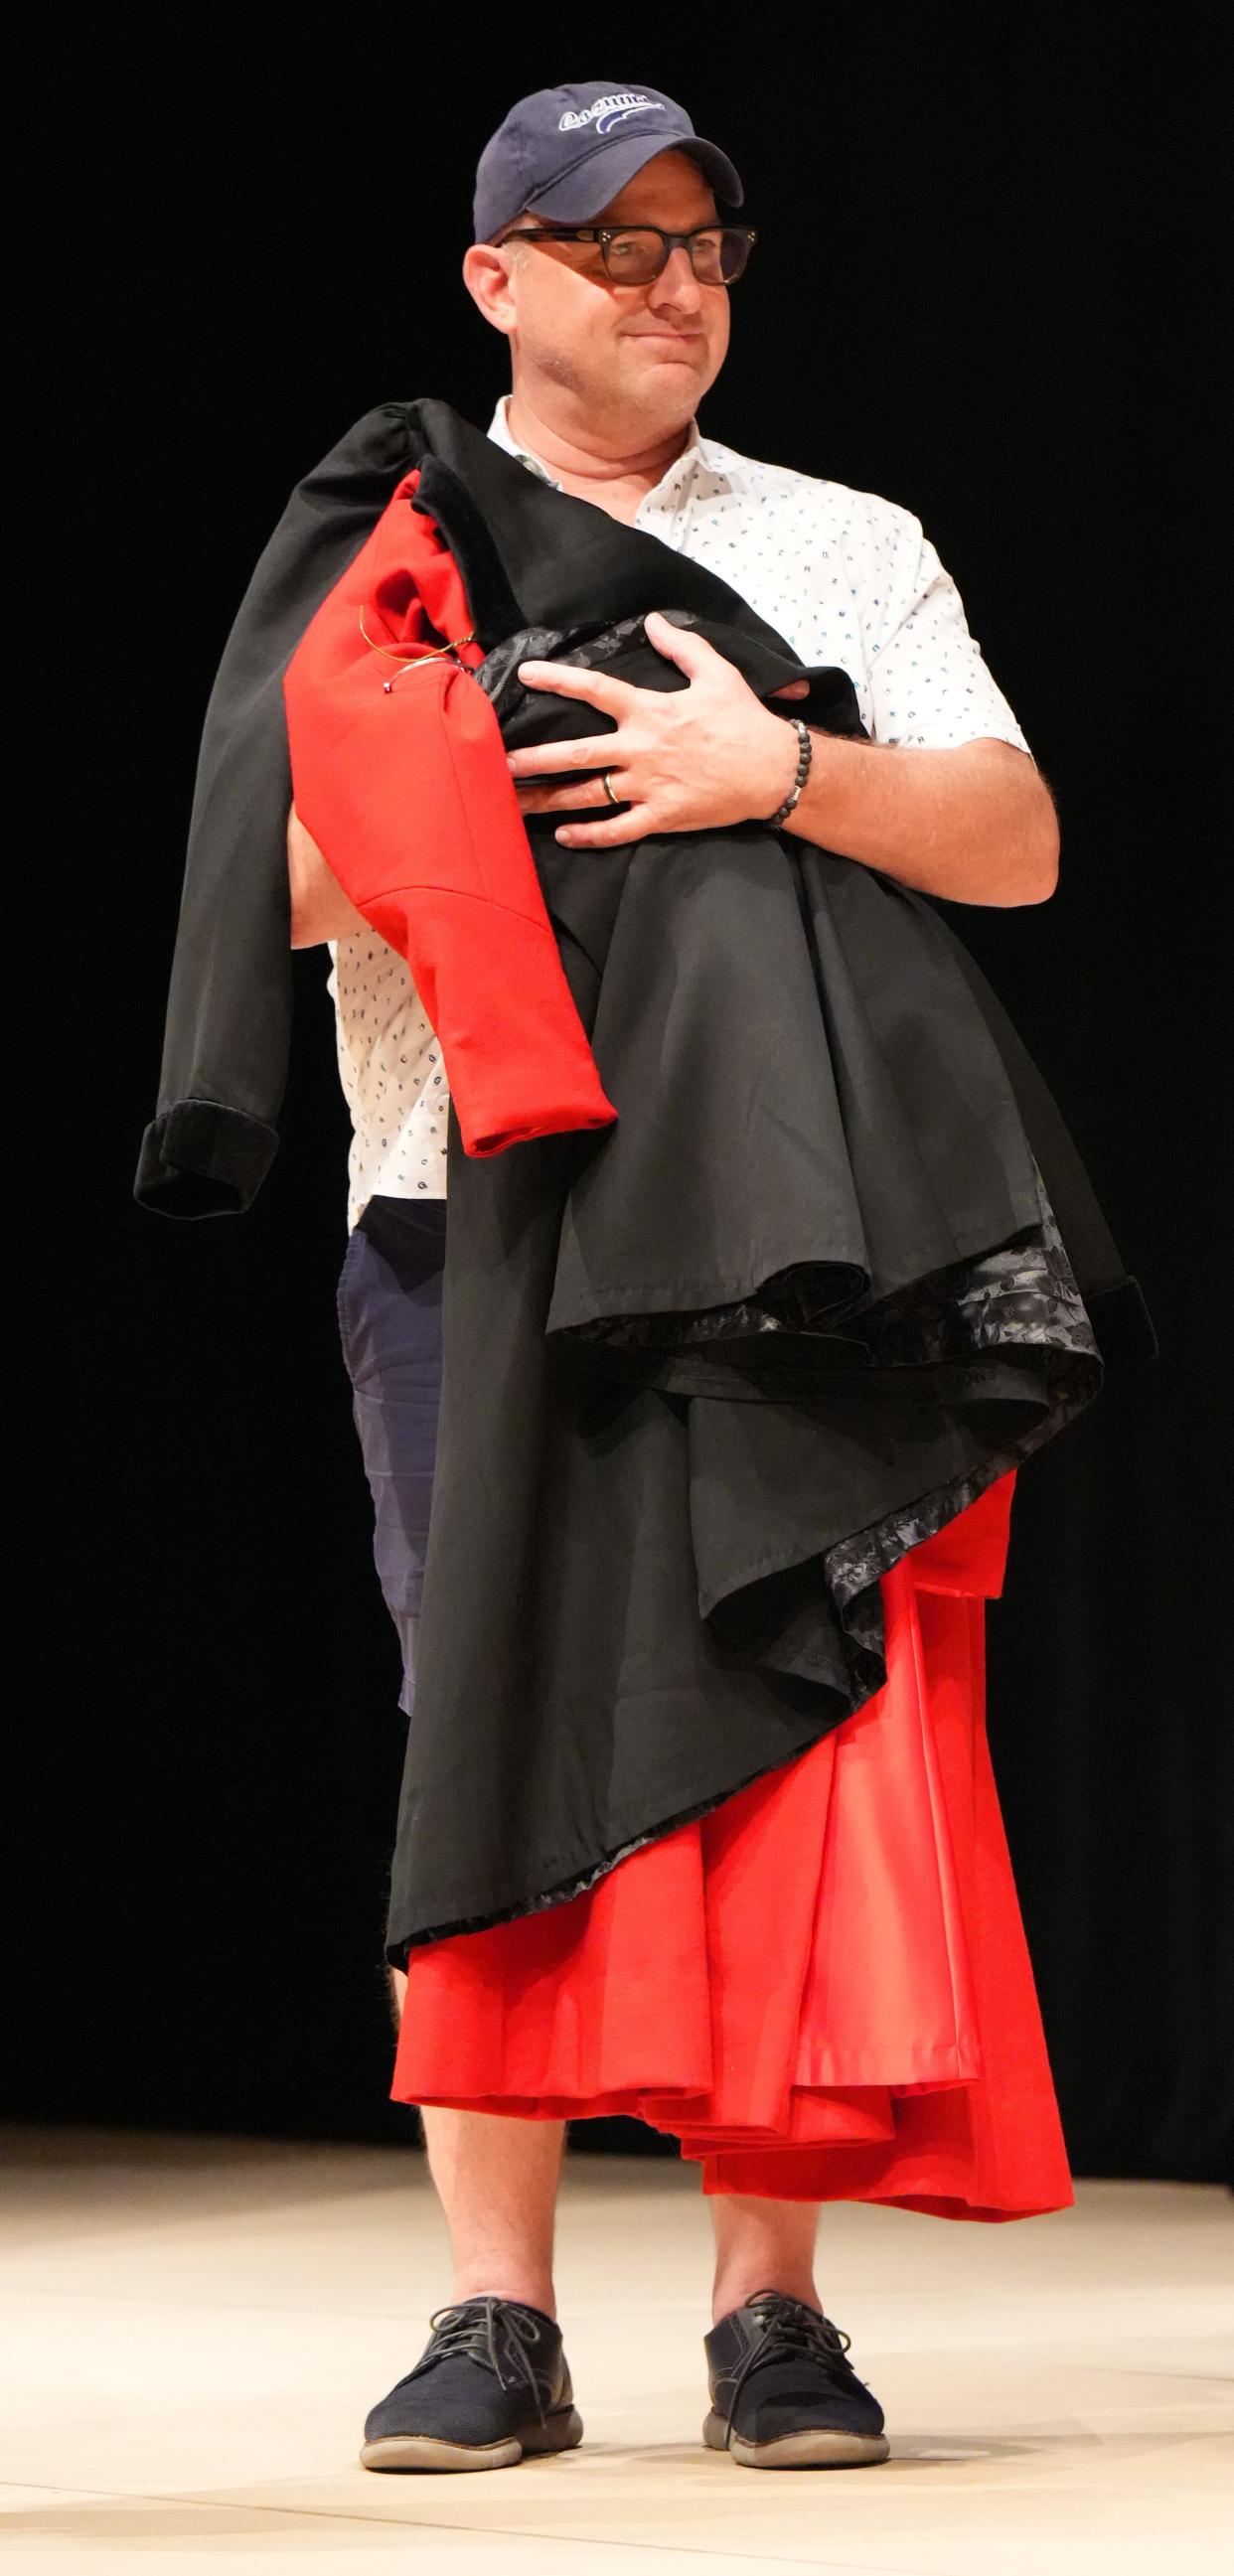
xmin=503 ymin=390 xmax=694 ymax=525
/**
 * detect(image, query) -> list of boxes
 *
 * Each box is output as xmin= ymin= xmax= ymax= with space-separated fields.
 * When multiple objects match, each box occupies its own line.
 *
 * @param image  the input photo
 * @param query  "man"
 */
xmin=286 ymin=82 xmax=1060 ymax=2475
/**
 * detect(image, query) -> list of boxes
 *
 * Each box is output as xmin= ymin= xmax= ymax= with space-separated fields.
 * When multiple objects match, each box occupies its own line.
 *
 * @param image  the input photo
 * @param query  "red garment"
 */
xmin=391 ymin=1470 xmax=1074 ymax=2220
xmin=283 ymin=471 xmax=617 ymax=1158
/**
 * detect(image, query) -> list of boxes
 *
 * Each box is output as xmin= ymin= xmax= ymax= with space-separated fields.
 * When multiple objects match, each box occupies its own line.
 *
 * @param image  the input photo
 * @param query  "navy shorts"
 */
xmin=336 ymin=1196 xmax=448 ymax=1715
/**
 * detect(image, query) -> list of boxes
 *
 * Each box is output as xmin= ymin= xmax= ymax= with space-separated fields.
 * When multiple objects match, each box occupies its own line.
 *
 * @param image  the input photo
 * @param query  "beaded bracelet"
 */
xmin=763 ymin=715 xmax=813 ymax=828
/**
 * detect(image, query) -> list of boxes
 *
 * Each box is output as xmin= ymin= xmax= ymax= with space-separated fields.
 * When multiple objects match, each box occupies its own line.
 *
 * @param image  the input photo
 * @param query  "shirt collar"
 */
xmin=486 ymin=392 xmax=730 ymax=510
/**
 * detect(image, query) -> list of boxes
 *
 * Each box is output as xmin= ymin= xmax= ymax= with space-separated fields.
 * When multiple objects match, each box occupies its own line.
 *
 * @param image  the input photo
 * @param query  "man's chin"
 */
xmin=616 ymin=346 xmax=716 ymax=424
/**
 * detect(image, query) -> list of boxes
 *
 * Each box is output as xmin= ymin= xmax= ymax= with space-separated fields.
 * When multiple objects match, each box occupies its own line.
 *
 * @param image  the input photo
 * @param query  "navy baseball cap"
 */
xmin=474 ymin=81 xmax=743 ymax=241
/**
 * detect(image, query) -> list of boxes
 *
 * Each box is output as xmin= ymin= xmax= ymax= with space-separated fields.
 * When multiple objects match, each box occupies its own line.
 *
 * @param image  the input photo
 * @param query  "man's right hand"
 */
xmin=287 ymin=802 xmax=371 ymax=948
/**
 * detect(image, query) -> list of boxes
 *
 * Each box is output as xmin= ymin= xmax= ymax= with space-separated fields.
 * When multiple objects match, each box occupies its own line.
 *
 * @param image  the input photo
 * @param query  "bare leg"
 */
xmin=708 ymin=2193 xmax=823 ymax=2323
xmin=386 ymin=1965 xmax=564 ymax=2317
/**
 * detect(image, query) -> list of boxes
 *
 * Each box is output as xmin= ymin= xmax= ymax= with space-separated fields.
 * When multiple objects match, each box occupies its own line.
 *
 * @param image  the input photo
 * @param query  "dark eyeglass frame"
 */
xmin=495 ymin=222 xmax=757 ymax=284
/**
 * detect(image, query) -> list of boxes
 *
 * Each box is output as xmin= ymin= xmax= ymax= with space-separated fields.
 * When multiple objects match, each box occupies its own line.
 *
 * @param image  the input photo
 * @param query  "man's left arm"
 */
xmin=777 ymin=729 xmax=1059 ymax=907
xmin=785 ymin=501 xmax=1058 ymax=904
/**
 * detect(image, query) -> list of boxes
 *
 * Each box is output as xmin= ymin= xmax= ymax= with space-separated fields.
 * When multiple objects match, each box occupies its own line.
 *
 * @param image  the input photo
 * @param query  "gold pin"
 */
xmin=358 ymin=606 xmax=477 ymax=692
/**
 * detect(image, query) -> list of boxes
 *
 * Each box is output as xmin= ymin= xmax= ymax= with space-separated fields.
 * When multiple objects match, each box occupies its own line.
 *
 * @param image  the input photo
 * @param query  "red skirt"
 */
xmin=391 ymin=1469 xmax=1074 ymax=2221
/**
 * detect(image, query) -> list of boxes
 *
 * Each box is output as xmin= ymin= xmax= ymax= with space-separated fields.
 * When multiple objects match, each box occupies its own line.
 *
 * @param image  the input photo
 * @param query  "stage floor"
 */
xmin=0 ymin=2127 xmax=1229 ymax=2572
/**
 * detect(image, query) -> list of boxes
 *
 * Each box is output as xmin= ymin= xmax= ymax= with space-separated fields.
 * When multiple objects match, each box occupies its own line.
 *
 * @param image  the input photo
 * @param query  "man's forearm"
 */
xmin=781 ymin=733 xmax=1059 ymax=907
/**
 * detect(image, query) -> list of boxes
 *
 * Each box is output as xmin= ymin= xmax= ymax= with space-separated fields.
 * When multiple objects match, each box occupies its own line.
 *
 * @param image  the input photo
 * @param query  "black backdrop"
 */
xmin=16 ymin=14 xmax=1230 ymax=2182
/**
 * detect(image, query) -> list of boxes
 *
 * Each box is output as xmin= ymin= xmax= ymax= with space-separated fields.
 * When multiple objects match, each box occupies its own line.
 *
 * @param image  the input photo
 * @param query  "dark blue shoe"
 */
xmin=703 ymin=2289 xmax=889 ymax=2469
xmin=360 ymin=2294 xmax=583 ymax=2472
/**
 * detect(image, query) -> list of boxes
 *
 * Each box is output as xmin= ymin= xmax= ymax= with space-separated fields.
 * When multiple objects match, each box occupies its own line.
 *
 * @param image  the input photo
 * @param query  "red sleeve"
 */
xmin=283 ymin=473 xmax=617 ymax=1159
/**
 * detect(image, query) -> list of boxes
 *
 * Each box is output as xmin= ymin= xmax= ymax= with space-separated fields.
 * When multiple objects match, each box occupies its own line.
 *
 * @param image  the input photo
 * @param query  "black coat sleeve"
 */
xmin=134 ymin=400 xmax=423 ymax=1216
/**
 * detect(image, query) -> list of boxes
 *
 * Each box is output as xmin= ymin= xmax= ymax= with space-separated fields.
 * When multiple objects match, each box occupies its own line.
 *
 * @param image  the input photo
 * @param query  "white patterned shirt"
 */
xmin=326 ymin=394 xmax=1032 ymax=1226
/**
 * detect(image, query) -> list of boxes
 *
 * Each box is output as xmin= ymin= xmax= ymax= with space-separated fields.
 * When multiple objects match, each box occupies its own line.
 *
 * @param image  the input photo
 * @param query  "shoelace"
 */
xmin=716 ymin=2291 xmax=854 ymax=2449
xmin=406 ymin=2296 xmax=550 ymax=2427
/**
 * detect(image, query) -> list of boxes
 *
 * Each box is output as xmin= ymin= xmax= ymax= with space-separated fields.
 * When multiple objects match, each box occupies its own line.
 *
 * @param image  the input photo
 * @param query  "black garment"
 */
xmin=133 ymin=400 xmax=1157 ymax=1963
xmin=134 ymin=402 xmax=425 ymax=1216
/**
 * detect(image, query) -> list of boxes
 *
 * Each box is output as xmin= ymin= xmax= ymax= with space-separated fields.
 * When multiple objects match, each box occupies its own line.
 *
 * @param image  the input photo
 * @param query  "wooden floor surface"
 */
xmin=1 ymin=2126 xmax=1230 ymax=2572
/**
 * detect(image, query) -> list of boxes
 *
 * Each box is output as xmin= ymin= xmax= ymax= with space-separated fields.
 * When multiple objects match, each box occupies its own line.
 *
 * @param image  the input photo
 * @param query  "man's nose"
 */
xmin=647 ymin=244 xmax=705 ymax=314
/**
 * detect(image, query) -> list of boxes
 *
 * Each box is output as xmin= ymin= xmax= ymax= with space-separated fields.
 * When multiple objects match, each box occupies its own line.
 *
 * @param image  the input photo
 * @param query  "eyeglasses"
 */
xmin=496 ymin=223 xmax=757 ymax=286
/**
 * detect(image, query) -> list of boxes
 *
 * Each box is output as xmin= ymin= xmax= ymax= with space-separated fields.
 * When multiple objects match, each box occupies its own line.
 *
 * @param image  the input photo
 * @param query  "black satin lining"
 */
xmin=477 ymin=612 xmax=653 ymax=717
xmin=823 ymin=1172 xmax=1104 ymax=1627
xmin=826 ymin=1348 xmax=1097 ymax=1661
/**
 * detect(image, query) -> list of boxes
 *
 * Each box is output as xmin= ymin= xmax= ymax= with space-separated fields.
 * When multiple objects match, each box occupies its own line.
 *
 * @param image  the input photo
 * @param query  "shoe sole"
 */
xmin=360 ymin=2405 xmax=584 ymax=2474
xmin=702 ymin=2409 xmax=889 ymax=2470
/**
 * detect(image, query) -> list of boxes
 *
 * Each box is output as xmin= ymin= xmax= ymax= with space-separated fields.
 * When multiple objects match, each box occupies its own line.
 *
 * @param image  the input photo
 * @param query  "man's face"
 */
xmin=490 ymin=150 xmax=731 ymax=439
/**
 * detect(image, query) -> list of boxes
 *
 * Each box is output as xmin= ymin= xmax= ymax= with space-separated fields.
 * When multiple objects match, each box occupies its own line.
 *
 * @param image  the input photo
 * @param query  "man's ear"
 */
xmin=462 ymin=243 xmax=518 ymax=338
